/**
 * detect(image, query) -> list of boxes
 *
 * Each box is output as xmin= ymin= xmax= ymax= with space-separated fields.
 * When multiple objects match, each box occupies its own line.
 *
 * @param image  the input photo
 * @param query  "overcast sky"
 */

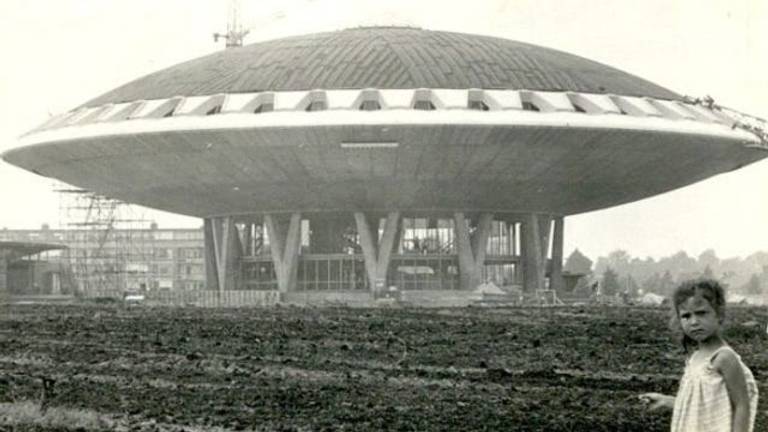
xmin=0 ymin=0 xmax=766 ymax=261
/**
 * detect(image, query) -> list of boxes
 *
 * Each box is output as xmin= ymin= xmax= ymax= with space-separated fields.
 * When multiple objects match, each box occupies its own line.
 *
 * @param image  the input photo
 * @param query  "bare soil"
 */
xmin=1 ymin=303 xmax=766 ymax=431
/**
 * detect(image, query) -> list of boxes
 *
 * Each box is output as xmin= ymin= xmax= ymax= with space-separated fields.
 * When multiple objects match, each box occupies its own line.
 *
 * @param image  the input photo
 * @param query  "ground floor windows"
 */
xmin=296 ymin=255 xmax=367 ymax=291
xmin=388 ymin=256 xmax=460 ymax=290
xmin=211 ymin=212 xmax=559 ymax=293
xmin=241 ymin=260 xmax=277 ymax=290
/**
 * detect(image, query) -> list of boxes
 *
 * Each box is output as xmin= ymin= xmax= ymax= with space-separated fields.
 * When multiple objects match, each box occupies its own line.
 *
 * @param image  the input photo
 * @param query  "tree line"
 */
xmin=563 ymin=249 xmax=768 ymax=298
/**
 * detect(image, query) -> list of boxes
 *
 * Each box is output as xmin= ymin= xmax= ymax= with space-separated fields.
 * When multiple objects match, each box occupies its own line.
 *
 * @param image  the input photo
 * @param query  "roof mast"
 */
xmin=213 ymin=0 xmax=249 ymax=49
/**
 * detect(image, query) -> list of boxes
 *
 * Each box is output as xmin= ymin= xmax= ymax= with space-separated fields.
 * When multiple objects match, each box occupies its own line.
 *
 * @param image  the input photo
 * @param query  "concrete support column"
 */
xmin=51 ymin=272 xmax=61 ymax=295
xmin=538 ymin=215 xmax=553 ymax=288
xmin=509 ymin=221 xmax=517 ymax=256
xmin=203 ymin=218 xmax=218 ymax=290
xmin=522 ymin=214 xmax=545 ymax=293
xmin=264 ymin=213 xmax=302 ymax=294
xmin=549 ymin=216 xmax=565 ymax=292
xmin=230 ymin=222 xmax=243 ymax=281
xmin=454 ymin=212 xmax=493 ymax=290
xmin=513 ymin=222 xmax=523 ymax=285
xmin=243 ymin=223 xmax=253 ymax=257
xmin=204 ymin=216 xmax=241 ymax=291
xmin=354 ymin=211 xmax=400 ymax=296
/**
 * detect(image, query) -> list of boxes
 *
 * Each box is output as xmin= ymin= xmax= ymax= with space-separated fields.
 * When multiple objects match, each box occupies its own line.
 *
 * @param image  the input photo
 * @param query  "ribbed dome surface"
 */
xmin=84 ymin=27 xmax=681 ymax=107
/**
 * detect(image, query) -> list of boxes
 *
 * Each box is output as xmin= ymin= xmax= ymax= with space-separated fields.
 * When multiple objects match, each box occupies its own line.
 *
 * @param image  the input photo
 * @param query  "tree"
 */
xmin=743 ymin=274 xmax=762 ymax=295
xmin=761 ymin=265 xmax=768 ymax=288
xmin=565 ymin=249 xmax=592 ymax=275
xmin=642 ymin=272 xmax=662 ymax=295
xmin=698 ymin=249 xmax=720 ymax=274
xmin=702 ymin=265 xmax=714 ymax=279
xmin=623 ymin=274 xmax=641 ymax=298
xmin=644 ymin=270 xmax=675 ymax=296
xmin=595 ymin=250 xmax=631 ymax=275
xmin=629 ymin=256 xmax=657 ymax=285
xmin=658 ymin=270 xmax=675 ymax=296
xmin=659 ymin=251 xmax=697 ymax=278
xmin=601 ymin=267 xmax=621 ymax=297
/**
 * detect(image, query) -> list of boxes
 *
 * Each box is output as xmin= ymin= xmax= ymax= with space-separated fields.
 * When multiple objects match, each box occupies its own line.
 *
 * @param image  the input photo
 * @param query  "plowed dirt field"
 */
xmin=1 ymin=304 xmax=766 ymax=431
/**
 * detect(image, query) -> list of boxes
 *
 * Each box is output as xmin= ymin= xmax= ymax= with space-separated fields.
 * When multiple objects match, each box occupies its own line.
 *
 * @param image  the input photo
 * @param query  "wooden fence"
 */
xmin=80 ymin=289 xmax=280 ymax=307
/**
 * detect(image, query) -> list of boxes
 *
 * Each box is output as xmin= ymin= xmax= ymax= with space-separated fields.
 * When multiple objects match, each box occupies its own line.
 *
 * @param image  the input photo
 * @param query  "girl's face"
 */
xmin=677 ymin=294 xmax=721 ymax=344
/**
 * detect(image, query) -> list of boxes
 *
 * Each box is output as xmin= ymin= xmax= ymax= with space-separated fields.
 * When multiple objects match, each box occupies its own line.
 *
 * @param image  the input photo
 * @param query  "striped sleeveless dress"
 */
xmin=671 ymin=345 xmax=759 ymax=432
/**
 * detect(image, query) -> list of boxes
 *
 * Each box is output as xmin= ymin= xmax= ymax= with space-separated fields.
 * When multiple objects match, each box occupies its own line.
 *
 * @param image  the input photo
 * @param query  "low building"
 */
xmin=0 ymin=225 xmax=205 ymax=295
xmin=0 ymin=241 xmax=67 ymax=301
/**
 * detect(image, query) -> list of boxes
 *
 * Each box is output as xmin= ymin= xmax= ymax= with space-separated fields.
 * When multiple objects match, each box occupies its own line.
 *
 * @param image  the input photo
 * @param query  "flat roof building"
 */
xmin=0 ymin=241 xmax=66 ymax=302
xmin=0 ymin=226 xmax=205 ymax=296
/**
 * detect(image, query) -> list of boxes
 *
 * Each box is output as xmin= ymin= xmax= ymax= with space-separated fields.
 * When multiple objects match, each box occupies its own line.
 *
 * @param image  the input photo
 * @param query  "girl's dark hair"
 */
xmin=669 ymin=278 xmax=727 ymax=352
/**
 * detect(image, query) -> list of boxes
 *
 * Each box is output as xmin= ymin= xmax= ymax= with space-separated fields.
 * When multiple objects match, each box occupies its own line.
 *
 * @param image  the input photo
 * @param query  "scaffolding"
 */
xmin=56 ymin=183 xmax=155 ymax=295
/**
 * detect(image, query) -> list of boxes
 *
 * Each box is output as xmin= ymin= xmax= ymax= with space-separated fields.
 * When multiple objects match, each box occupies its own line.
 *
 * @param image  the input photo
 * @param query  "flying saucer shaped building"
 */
xmin=4 ymin=27 xmax=766 ymax=305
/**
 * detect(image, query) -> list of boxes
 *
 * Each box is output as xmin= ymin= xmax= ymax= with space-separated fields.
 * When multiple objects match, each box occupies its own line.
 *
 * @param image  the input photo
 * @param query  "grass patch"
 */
xmin=0 ymin=401 xmax=255 ymax=431
xmin=0 ymin=400 xmax=114 ymax=430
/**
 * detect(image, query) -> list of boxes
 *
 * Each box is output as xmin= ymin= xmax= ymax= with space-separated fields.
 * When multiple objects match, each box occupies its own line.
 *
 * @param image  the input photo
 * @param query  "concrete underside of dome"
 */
xmin=5 ymin=124 xmax=763 ymax=218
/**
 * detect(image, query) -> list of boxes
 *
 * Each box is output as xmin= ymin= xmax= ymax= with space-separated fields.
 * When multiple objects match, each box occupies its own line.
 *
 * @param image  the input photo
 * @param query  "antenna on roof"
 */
xmin=213 ymin=0 xmax=249 ymax=49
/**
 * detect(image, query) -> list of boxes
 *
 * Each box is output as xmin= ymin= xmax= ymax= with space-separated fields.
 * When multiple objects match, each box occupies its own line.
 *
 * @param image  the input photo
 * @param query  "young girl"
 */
xmin=640 ymin=279 xmax=759 ymax=432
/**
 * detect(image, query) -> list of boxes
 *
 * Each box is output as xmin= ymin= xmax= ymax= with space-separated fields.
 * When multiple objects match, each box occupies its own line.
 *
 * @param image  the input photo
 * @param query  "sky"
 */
xmin=0 ymin=0 xmax=766 ymax=261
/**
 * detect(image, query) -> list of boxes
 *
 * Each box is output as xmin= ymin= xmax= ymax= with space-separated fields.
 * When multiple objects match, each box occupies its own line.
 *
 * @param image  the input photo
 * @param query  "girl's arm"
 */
xmin=713 ymin=350 xmax=751 ymax=432
xmin=639 ymin=392 xmax=675 ymax=411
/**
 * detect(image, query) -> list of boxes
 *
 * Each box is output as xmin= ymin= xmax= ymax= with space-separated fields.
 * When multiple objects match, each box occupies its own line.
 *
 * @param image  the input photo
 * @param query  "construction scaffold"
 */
xmin=56 ymin=183 xmax=155 ymax=295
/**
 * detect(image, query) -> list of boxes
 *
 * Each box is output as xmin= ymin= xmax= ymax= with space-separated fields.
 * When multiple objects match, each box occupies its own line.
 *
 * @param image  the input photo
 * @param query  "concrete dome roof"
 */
xmin=84 ymin=26 xmax=681 ymax=107
xmin=5 ymin=27 xmax=764 ymax=218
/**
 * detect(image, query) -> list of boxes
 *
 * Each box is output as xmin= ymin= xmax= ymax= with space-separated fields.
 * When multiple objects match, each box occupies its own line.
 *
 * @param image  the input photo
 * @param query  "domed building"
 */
xmin=3 ymin=27 xmax=766 ymax=305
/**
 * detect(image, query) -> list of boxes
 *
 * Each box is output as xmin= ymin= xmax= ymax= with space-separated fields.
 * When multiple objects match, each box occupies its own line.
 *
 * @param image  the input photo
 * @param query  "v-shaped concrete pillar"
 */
xmin=549 ymin=216 xmax=565 ymax=292
xmin=242 ymin=223 xmax=253 ymax=256
xmin=538 ymin=215 xmax=553 ymax=285
xmin=354 ymin=211 xmax=400 ymax=295
xmin=264 ymin=213 xmax=302 ymax=293
xmin=454 ymin=212 xmax=493 ymax=291
xmin=204 ymin=218 xmax=218 ymax=290
xmin=204 ymin=216 xmax=242 ymax=291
